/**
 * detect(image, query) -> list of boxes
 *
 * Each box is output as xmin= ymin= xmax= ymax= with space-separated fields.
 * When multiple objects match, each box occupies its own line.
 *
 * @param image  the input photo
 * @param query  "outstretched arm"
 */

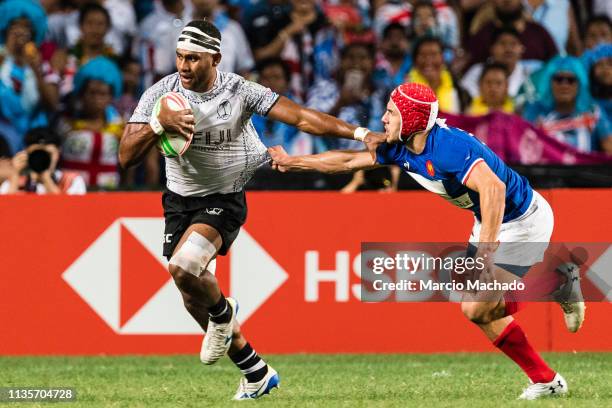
xmin=464 ymin=161 xmax=506 ymax=244
xmin=268 ymin=146 xmax=382 ymax=174
xmin=267 ymin=96 xmax=386 ymax=158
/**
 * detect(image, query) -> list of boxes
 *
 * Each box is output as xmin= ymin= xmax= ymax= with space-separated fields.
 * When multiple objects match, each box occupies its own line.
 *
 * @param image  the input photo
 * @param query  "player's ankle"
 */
xmin=209 ymin=295 xmax=231 ymax=323
xmin=230 ymin=343 xmax=269 ymax=382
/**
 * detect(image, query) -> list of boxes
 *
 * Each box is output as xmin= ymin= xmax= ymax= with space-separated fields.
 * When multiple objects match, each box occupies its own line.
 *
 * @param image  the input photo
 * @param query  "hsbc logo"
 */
xmin=62 ymin=218 xmax=288 ymax=335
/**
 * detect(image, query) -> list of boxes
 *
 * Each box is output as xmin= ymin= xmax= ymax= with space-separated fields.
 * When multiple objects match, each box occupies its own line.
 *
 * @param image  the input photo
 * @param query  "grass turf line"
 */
xmin=0 ymin=353 xmax=610 ymax=407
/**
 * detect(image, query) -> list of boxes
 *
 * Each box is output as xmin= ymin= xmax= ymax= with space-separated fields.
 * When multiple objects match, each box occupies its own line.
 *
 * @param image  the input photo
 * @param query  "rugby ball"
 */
xmin=153 ymin=92 xmax=193 ymax=157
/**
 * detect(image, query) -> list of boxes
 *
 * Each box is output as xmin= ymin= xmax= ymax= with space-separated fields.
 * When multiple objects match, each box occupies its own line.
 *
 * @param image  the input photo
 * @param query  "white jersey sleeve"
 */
xmin=128 ymin=75 xmax=178 ymax=123
xmin=238 ymin=78 xmax=280 ymax=116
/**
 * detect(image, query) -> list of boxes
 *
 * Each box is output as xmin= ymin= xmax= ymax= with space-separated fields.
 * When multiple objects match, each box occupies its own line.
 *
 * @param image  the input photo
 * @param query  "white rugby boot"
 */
xmin=233 ymin=366 xmax=280 ymax=400
xmin=552 ymin=263 xmax=586 ymax=333
xmin=200 ymin=297 xmax=238 ymax=365
xmin=518 ymin=373 xmax=568 ymax=400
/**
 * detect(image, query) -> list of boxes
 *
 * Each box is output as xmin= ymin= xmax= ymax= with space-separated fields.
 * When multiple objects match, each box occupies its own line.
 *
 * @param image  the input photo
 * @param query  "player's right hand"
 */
xmin=268 ymin=146 xmax=290 ymax=172
xmin=363 ymin=132 xmax=386 ymax=162
xmin=157 ymin=97 xmax=195 ymax=139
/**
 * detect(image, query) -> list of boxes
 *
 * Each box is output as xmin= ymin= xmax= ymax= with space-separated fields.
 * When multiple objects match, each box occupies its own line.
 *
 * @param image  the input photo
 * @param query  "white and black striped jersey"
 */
xmin=129 ymin=70 xmax=279 ymax=196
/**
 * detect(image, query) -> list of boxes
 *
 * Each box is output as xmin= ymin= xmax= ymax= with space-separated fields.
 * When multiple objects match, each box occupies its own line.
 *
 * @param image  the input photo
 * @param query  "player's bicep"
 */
xmin=266 ymin=96 xmax=303 ymax=126
xmin=464 ymin=161 xmax=504 ymax=193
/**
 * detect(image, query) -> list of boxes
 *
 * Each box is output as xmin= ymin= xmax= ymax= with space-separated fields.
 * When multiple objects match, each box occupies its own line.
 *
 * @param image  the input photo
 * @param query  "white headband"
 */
xmin=176 ymin=26 xmax=221 ymax=54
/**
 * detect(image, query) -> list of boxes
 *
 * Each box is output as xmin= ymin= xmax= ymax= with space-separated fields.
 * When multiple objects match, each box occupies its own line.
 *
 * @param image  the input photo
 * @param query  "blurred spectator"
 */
xmin=47 ymin=0 xmax=136 ymax=56
xmin=592 ymin=1 xmax=612 ymax=21
xmin=406 ymin=36 xmax=463 ymax=113
xmin=103 ymin=0 xmax=138 ymax=55
xmin=522 ymin=0 xmax=582 ymax=55
xmin=0 ymin=0 xmax=55 ymax=153
xmin=190 ymin=0 xmax=254 ymax=75
xmin=306 ymin=42 xmax=386 ymax=151
xmin=467 ymin=62 xmax=514 ymax=115
xmin=136 ymin=0 xmax=191 ymax=88
xmin=322 ymin=0 xmax=373 ymax=43
xmin=252 ymin=58 xmax=303 ymax=153
xmin=457 ymin=0 xmax=485 ymax=45
xmin=116 ymin=57 xmax=141 ymax=121
xmin=410 ymin=0 xmax=457 ymax=57
xmin=116 ymin=56 xmax=158 ymax=189
xmin=0 ymin=127 xmax=86 ymax=194
xmin=58 ymin=57 xmax=124 ymax=189
xmin=583 ymin=15 xmax=612 ymax=50
xmin=523 ymin=56 xmax=612 ymax=154
xmin=374 ymin=23 xmax=412 ymax=93
xmin=303 ymin=42 xmax=397 ymax=192
xmin=49 ymin=2 xmax=118 ymax=100
xmin=582 ymin=44 xmax=612 ymax=121
xmin=461 ymin=27 xmax=531 ymax=99
xmin=246 ymin=0 xmax=339 ymax=100
xmin=245 ymin=0 xmax=291 ymax=61
xmin=467 ymin=0 xmax=557 ymax=68
xmin=373 ymin=0 xmax=459 ymax=50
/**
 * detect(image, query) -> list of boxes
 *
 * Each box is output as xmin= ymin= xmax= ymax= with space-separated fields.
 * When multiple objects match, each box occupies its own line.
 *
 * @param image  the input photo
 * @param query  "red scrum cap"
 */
xmin=390 ymin=82 xmax=438 ymax=141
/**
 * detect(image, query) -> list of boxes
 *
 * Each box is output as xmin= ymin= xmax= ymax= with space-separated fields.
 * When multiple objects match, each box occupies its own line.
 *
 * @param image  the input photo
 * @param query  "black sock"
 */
xmin=208 ymin=295 xmax=231 ymax=323
xmin=229 ymin=343 xmax=269 ymax=383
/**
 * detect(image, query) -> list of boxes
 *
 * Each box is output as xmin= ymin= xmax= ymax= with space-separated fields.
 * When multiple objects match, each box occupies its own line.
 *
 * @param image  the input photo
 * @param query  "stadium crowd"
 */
xmin=0 ymin=0 xmax=610 ymax=194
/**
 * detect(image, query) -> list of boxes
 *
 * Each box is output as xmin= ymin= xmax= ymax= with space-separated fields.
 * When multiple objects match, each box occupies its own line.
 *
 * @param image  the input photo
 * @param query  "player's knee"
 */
xmin=168 ymin=263 xmax=194 ymax=289
xmin=169 ymin=231 xmax=217 ymax=278
xmin=461 ymin=302 xmax=494 ymax=324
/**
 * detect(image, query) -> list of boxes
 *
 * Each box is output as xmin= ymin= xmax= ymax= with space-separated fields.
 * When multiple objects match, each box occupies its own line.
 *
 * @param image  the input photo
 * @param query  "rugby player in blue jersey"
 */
xmin=268 ymin=82 xmax=585 ymax=400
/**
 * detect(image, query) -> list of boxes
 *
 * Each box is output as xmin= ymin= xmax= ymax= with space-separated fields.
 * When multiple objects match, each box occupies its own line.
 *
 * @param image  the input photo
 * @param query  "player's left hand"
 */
xmin=363 ymin=132 xmax=386 ymax=162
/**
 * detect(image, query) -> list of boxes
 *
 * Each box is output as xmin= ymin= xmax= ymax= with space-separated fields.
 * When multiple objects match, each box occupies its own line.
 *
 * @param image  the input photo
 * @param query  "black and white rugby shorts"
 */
xmin=162 ymin=189 xmax=247 ymax=259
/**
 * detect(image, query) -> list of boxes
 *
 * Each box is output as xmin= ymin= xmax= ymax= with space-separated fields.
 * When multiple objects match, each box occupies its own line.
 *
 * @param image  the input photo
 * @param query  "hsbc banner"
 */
xmin=1 ymin=189 xmax=611 ymax=355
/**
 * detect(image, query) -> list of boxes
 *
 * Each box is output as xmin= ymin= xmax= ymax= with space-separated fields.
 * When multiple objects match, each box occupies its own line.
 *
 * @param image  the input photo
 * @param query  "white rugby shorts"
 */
xmin=469 ymin=191 xmax=554 ymax=266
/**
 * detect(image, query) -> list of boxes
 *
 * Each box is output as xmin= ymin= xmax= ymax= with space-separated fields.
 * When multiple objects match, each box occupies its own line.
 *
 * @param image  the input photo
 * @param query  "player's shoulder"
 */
xmin=215 ymin=70 xmax=250 ymax=93
xmin=430 ymin=121 xmax=477 ymax=167
xmin=433 ymin=121 xmax=480 ymax=151
xmin=145 ymin=73 xmax=181 ymax=95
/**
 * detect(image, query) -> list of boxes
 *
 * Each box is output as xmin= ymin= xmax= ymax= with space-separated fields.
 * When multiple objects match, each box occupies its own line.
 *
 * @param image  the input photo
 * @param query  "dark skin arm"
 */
xmin=267 ymin=96 xmax=387 ymax=160
xmin=118 ymin=98 xmax=195 ymax=168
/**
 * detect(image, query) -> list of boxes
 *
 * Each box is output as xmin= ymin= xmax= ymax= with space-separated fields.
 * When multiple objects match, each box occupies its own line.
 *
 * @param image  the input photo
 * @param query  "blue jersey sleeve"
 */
xmin=376 ymin=143 xmax=402 ymax=165
xmin=437 ymin=138 xmax=485 ymax=185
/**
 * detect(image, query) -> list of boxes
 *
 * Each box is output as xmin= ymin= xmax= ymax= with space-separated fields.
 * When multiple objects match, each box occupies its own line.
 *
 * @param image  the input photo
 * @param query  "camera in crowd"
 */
xmin=24 ymin=128 xmax=61 ymax=174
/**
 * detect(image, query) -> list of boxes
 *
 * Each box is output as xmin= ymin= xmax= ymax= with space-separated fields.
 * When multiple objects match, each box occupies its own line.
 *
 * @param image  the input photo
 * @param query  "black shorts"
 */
xmin=162 ymin=189 xmax=247 ymax=259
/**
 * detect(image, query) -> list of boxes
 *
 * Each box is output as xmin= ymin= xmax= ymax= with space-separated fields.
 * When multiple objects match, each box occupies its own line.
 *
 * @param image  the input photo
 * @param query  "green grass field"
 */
xmin=1 ymin=353 xmax=611 ymax=407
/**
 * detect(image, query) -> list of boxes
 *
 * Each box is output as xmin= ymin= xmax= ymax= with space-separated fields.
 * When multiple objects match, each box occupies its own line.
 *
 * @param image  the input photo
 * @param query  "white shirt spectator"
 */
xmin=46 ymin=2 xmax=135 ymax=55
xmin=522 ymin=0 xmax=569 ymax=54
xmin=461 ymin=61 xmax=532 ymax=99
xmin=373 ymin=0 xmax=459 ymax=48
xmin=217 ymin=19 xmax=255 ymax=74
xmin=593 ymin=0 xmax=612 ymax=20
xmin=136 ymin=2 xmax=192 ymax=88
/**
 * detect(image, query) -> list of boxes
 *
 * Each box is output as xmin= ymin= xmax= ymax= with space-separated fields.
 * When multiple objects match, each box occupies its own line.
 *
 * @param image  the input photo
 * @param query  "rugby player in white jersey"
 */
xmin=118 ymin=20 xmax=384 ymax=400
